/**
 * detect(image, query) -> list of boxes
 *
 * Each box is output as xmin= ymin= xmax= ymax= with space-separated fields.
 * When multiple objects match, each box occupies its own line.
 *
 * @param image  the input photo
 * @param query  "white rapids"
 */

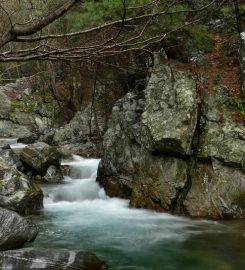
xmin=1 ymin=141 xmax=243 ymax=270
xmin=39 ymin=155 xmax=223 ymax=247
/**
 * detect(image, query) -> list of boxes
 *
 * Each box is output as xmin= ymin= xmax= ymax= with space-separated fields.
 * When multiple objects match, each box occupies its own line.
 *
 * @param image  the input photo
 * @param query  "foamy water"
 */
xmin=28 ymin=155 xmax=245 ymax=269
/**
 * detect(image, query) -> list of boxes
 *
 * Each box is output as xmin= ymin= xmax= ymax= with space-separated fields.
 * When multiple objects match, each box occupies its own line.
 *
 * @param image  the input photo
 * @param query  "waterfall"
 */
xmin=44 ymin=155 xmax=106 ymax=203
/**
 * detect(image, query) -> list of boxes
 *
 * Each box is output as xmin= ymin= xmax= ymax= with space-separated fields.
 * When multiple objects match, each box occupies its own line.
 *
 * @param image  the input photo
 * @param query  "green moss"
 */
xmin=226 ymin=96 xmax=245 ymax=120
xmin=11 ymin=96 xmax=35 ymax=113
xmin=11 ymin=94 xmax=61 ymax=120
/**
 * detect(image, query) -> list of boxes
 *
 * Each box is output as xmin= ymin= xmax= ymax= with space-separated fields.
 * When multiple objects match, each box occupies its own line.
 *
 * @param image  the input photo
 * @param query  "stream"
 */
xmin=19 ymin=154 xmax=244 ymax=270
xmin=1 ymin=138 xmax=244 ymax=269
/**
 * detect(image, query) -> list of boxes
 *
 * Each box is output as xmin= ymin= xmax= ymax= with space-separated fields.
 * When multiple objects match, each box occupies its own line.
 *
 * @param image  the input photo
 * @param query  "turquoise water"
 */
xmin=28 ymin=156 xmax=245 ymax=270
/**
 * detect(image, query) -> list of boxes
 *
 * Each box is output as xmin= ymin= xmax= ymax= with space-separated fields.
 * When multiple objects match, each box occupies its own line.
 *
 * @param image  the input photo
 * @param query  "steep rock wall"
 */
xmin=97 ymin=62 xmax=245 ymax=219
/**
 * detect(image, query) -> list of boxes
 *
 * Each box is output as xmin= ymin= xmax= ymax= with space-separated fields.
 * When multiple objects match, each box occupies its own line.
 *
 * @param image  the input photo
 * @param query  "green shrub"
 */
xmin=188 ymin=25 xmax=213 ymax=52
xmin=226 ymin=96 xmax=245 ymax=120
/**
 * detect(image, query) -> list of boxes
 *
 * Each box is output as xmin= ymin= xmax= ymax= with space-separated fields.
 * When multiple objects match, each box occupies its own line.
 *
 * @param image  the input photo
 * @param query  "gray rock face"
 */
xmin=0 ymin=157 xmax=43 ymax=215
xmin=98 ymin=64 xmax=197 ymax=209
xmin=98 ymin=63 xmax=245 ymax=219
xmin=185 ymin=160 xmax=245 ymax=219
xmin=0 ymin=248 xmax=108 ymax=270
xmin=53 ymin=107 xmax=105 ymax=145
xmin=0 ymin=91 xmax=11 ymax=119
xmin=20 ymin=142 xmax=60 ymax=176
xmin=58 ymin=142 xmax=100 ymax=159
xmin=130 ymin=155 xmax=188 ymax=211
xmin=141 ymin=64 xmax=197 ymax=156
xmin=0 ymin=207 xmax=38 ymax=251
xmin=198 ymin=89 xmax=245 ymax=167
xmin=0 ymin=79 xmax=53 ymax=139
xmin=97 ymin=92 xmax=145 ymax=199
xmin=0 ymin=145 xmax=22 ymax=170
xmin=0 ymin=120 xmax=32 ymax=139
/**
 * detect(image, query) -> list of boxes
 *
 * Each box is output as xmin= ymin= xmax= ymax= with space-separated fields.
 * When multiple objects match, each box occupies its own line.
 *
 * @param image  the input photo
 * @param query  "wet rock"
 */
xmin=17 ymin=133 xmax=39 ymax=144
xmin=0 ymin=145 xmax=23 ymax=171
xmin=0 ymin=248 xmax=108 ymax=270
xmin=0 ymin=207 xmax=38 ymax=251
xmin=0 ymin=157 xmax=43 ymax=215
xmin=61 ymin=165 xmax=70 ymax=177
xmin=130 ymin=155 xmax=188 ymax=211
xmin=185 ymin=159 xmax=245 ymax=219
xmin=58 ymin=142 xmax=101 ymax=159
xmin=20 ymin=142 xmax=60 ymax=176
xmin=43 ymin=165 xmax=63 ymax=183
xmin=141 ymin=64 xmax=197 ymax=156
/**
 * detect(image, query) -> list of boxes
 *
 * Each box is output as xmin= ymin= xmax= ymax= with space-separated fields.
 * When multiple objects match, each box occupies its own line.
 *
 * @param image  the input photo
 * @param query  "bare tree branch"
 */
xmin=0 ymin=0 xmax=81 ymax=48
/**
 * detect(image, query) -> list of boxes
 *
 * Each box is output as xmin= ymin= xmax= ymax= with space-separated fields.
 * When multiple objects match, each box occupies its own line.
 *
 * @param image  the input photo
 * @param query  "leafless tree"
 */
xmin=0 ymin=0 xmax=224 ymax=63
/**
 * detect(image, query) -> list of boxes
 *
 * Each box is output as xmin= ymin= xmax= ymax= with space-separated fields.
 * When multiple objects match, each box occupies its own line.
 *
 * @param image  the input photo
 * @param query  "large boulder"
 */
xmin=58 ymin=142 xmax=101 ymax=159
xmin=43 ymin=165 xmax=63 ymax=183
xmin=141 ymin=64 xmax=197 ymax=156
xmin=98 ymin=62 xmax=245 ymax=219
xmin=20 ymin=142 xmax=60 ymax=176
xmin=0 ymin=145 xmax=23 ymax=170
xmin=0 ymin=248 xmax=108 ymax=270
xmin=0 ymin=207 xmax=38 ymax=251
xmin=198 ymin=88 xmax=245 ymax=167
xmin=185 ymin=159 xmax=245 ymax=219
xmin=98 ymin=63 xmax=197 ymax=207
xmin=53 ymin=107 xmax=105 ymax=145
xmin=97 ymin=92 xmax=145 ymax=199
xmin=130 ymin=154 xmax=189 ymax=211
xmin=0 ymin=120 xmax=33 ymax=139
xmin=0 ymin=157 xmax=43 ymax=215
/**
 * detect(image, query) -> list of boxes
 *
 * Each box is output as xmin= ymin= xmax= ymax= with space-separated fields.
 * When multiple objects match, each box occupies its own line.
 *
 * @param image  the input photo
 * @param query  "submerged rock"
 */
xmin=20 ymin=142 xmax=60 ymax=176
xmin=0 ymin=248 xmax=108 ymax=270
xmin=0 ymin=157 xmax=43 ymax=215
xmin=0 ymin=207 xmax=38 ymax=251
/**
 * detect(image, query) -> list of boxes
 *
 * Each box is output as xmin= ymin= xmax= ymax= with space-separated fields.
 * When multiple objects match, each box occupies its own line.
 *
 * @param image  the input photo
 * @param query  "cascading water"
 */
xmin=1 ymin=138 xmax=244 ymax=269
xmin=0 ymin=137 xmax=27 ymax=153
xmin=44 ymin=156 xmax=106 ymax=203
xmin=28 ymin=155 xmax=245 ymax=270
